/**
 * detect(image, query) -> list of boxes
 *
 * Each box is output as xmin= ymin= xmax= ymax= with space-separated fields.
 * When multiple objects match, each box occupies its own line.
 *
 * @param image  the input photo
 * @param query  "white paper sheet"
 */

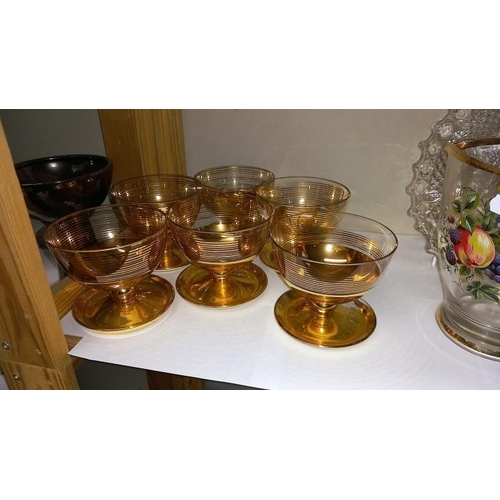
xmin=64 ymin=235 xmax=500 ymax=389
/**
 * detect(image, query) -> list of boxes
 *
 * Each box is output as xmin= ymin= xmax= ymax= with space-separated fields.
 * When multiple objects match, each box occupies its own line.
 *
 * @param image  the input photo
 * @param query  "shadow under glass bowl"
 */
xmin=15 ymin=154 xmax=113 ymax=224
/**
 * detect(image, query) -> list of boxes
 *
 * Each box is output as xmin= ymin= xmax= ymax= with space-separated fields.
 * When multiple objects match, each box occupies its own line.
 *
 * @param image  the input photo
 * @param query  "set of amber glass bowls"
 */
xmin=37 ymin=163 xmax=398 ymax=347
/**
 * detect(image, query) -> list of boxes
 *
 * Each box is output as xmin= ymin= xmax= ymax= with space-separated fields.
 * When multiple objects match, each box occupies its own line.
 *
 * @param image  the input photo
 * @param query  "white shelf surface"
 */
xmin=59 ymin=235 xmax=500 ymax=389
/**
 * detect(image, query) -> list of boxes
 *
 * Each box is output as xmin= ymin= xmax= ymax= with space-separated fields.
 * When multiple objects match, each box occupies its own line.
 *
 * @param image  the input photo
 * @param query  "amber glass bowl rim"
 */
xmin=168 ymin=197 xmax=274 ymax=236
xmin=109 ymin=174 xmax=203 ymax=205
xmin=256 ymin=175 xmax=351 ymax=203
xmin=270 ymin=211 xmax=399 ymax=266
xmin=194 ymin=164 xmax=275 ymax=185
xmin=44 ymin=204 xmax=168 ymax=254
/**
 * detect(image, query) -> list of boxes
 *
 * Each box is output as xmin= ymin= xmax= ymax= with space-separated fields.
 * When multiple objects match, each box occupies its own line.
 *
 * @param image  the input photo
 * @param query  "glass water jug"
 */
xmin=436 ymin=138 xmax=500 ymax=360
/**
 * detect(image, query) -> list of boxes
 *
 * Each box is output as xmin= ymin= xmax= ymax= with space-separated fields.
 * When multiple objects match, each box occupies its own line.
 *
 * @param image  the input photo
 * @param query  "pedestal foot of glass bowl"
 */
xmin=72 ymin=275 xmax=175 ymax=335
xmin=435 ymin=303 xmax=500 ymax=361
xmin=274 ymin=290 xmax=377 ymax=347
xmin=259 ymin=240 xmax=278 ymax=271
xmin=176 ymin=262 xmax=268 ymax=308
xmin=156 ymin=245 xmax=191 ymax=272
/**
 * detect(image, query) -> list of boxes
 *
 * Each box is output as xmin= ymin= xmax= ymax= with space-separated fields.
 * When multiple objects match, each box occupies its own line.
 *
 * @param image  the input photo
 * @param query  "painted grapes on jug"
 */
xmin=440 ymin=187 xmax=500 ymax=302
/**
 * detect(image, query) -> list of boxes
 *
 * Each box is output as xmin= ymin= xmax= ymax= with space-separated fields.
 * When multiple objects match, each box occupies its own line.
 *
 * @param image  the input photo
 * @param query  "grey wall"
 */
xmin=0 ymin=108 xmax=447 ymax=234
xmin=0 ymin=109 xmax=106 ymax=163
xmin=182 ymin=109 xmax=446 ymax=234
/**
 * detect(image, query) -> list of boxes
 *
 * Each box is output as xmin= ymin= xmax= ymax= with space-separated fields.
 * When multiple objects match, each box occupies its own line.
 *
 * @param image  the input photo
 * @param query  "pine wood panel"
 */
xmin=99 ymin=109 xmax=187 ymax=183
xmin=98 ymin=110 xmax=143 ymax=183
xmin=51 ymin=276 xmax=85 ymax=319
xmin=0 ymin=122 xmax=79 ymax=389
xmin=134 ymin=110 xmax=160 ymax=175
xmin=151 ymin=110 xmax=187 ymax=176
xmin=147 ymin=370 xmax=204 ymax=390
xmin=1 ymin=360 xmax=78 ymax=390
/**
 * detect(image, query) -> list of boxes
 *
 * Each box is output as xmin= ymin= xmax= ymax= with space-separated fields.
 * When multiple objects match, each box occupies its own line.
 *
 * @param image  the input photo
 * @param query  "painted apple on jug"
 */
xmin=439 ymin=187 xmax=500 ymax=303
xmin=452 ymin=226 xmax=495 ymax=269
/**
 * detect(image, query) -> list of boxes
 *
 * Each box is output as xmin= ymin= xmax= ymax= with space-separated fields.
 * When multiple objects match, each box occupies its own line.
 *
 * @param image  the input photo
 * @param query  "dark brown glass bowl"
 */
xmin=15 ymin=154 xmax=113 ymax=223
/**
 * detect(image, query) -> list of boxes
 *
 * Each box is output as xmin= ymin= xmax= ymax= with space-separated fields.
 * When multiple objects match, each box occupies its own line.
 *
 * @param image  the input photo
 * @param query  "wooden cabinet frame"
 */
xmin=98 ymin=110 xmax=187 ymax=183
xmin=0 ymin=110 xmax=203 ymax=390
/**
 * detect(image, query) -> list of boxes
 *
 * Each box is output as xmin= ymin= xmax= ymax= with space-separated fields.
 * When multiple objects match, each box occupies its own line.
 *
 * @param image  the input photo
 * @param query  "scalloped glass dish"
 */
xmin=406 ymin=109 xmax=500 ymax=255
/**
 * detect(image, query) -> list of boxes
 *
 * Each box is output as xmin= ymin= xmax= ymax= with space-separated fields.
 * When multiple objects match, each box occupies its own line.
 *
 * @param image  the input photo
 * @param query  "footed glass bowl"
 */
xmin=109 ymin=174 xmax=202 ymax=271
xmin=271 ymin=210 xmax=398 ymax=347
xmin=44 ymin=204 xmax=174 ymax=334
xmin=169 ymin=192 xmax=273 ymax=308
xmin=256 ymin=176 xmax=351 ymax=271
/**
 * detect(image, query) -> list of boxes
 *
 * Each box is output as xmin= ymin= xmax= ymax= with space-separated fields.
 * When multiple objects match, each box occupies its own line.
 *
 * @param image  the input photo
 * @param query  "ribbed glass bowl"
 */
xmin=168 ymin=192 xmax=273 ymax=308
xmin=256 ymin=176 xmax=351 ymax=270
xmin=194 ymin=164 xmax=275 ymax=193
xmin=270 ymin=210 xmax=398 ymax=347
xmin=109 ymin=174 xmax=202 ymax=271
xmin=44 ymin=204 xmax=175 ymax=334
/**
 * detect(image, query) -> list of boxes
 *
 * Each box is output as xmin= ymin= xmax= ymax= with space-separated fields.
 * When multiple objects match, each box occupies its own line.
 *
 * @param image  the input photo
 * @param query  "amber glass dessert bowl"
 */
xmin=109 ymin=174 xmax=202 ymax=271
xmin=270 ymin=211 xmax=398 ymax=347
xmin=256 ymin=176 xmax=351 ymax=271
xmin=194 ymin=165 xmax=274 ymax=213
xmin=44 ymin=204 xmax=174 ymax=335
xmin=194 ymin=164 xmax=275 ymax=193
xmin=168 ymin=192 xmax=274 ymax=308
xmin=15 ymin=154 xmax=113 ymax=224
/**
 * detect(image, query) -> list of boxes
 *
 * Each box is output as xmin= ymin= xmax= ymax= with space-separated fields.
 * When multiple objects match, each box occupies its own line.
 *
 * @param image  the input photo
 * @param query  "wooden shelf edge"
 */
xmin=51 ymin=276 xmax=85 ymax=319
